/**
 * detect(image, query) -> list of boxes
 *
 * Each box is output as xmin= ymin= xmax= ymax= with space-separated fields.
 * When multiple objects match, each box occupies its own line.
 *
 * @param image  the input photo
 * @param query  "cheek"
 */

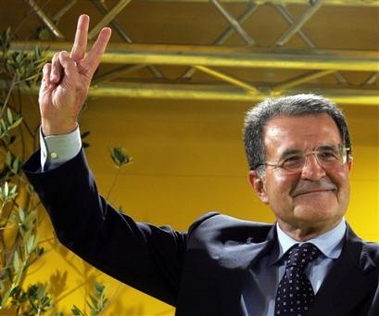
xmin=265 ymin=173 xmax=296 ymax=200
xmin=336 ymin=172 xmax=351 ymax=208
xmin=330 ymin=167 xmax=351 ymax=197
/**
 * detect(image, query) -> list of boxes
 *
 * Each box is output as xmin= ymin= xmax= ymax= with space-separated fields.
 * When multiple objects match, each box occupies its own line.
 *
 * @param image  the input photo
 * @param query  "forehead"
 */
xmin=263 ymin=113 xmax=342 ymax=153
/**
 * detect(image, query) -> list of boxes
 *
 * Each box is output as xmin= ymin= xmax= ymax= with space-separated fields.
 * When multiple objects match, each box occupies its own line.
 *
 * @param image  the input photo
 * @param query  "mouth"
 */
xmin=292 ymin=188 xmax=337 ymax=198
xmin=291 ymin=179 xmax=338 ymax=198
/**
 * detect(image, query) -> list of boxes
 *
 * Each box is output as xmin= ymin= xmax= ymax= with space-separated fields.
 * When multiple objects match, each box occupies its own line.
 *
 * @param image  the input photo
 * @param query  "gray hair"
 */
xmin=243 ymin=93 xmax=352 ymax=171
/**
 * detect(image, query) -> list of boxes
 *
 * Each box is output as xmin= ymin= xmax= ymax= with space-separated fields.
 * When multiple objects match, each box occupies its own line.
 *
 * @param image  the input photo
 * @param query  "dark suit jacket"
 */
xmin=23 ymin=149 xmax=379 ymax=316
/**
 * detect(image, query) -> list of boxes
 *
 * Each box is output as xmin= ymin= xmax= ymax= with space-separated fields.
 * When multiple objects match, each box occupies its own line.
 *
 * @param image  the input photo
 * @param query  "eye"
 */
xmin=317 ymin=148 xmax=340 ymax=161
xmin=281 ymin=154 xmax=304 ymax=168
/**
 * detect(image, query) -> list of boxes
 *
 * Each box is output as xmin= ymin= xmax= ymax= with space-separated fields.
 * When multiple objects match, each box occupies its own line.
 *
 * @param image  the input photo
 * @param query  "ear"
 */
xmin=248 ymin=170 xmax=269 ymax=204
xmin=346 ymin=156 xmax=353 ymax=173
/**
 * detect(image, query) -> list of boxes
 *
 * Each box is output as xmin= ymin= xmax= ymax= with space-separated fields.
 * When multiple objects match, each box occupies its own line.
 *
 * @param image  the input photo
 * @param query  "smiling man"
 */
xmin=245 ymin=101 xmax=352 ymax=242
xmin=23 ymin=15 xmax=378 ymax=316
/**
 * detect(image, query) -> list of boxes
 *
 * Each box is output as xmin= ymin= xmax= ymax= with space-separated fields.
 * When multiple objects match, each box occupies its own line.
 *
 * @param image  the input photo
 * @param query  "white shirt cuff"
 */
xmin=40 ymin=127 xmax=82 ymax=170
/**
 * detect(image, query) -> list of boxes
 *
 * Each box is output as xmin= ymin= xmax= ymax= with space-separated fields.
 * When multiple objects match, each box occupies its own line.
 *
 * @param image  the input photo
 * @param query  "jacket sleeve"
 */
xmin=23 ymin=149 xmax=187 ymax=306
xmin=369 ymin=275 xmax=379 ymax=316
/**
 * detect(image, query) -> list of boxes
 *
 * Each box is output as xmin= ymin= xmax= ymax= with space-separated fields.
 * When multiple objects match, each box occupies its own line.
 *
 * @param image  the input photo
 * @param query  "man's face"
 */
xmin=248 ymin=113 xmax=352 ymax=238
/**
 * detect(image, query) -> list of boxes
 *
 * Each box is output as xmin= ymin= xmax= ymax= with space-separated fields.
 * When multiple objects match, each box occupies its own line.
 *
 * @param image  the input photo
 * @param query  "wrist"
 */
xmin=41 ymin=120 xmax=78 ymax=136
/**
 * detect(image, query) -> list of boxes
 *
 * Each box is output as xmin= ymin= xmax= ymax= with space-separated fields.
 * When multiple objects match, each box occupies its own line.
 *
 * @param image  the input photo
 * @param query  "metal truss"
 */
xmin=9 ymin=0 xmax=379 ymax=105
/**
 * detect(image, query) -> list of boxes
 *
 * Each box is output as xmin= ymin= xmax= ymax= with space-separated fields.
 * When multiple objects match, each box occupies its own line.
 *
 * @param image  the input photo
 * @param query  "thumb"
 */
xmin=59 ymin=51 xmax=79 ymax=79
xmin=39 ymin=63 xmax=52 ymax=102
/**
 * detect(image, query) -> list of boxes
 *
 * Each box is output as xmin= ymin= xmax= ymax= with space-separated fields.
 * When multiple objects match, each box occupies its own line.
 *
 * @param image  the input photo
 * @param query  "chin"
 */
xmin=294 ymin=203 xmax=340 ymax=221
xmin=294 ymin=193 xmax=338 ymax=213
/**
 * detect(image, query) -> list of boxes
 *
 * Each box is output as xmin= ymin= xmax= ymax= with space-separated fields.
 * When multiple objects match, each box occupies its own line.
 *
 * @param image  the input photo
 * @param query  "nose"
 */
xmin=300 ymin=152 xmax=326 ymax=180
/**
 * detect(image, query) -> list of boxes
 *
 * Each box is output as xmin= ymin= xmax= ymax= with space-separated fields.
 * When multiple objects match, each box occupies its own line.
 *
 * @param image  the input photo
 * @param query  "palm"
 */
xmin=39 ymin=15 xmax=111 ymax=135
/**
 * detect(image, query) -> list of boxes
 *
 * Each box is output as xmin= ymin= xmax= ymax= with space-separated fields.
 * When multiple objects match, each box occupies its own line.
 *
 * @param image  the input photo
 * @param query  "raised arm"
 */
xmin=23 ymin=14 xmax=189 ymax=307
xmin=39 ymin=14 xmax=111 ymax=136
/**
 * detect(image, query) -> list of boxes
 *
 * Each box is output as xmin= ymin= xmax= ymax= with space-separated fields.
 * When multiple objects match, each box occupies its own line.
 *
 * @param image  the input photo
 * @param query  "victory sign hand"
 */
xmin=39 ymin=14 xmax=112 ymax=135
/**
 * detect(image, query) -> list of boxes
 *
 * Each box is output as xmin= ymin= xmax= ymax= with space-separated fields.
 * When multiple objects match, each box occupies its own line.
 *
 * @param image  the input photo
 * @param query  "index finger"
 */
xmin=70 ymin=14 xmax=90 ymax=61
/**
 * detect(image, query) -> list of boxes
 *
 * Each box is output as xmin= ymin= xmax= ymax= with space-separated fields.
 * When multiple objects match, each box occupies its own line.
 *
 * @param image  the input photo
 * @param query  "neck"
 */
xmin=277 ymin=219 xmax=343 ymax=242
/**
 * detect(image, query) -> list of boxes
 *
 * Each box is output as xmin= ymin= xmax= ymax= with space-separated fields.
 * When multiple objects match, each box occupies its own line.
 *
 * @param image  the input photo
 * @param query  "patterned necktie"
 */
xmin=274 ymin=243 xmax=320 ymax=316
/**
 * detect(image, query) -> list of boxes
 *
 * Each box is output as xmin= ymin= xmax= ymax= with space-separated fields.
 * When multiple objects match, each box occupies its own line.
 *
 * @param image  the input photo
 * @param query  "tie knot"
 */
xmin=286 ymin=243 xmax=320 ymax=270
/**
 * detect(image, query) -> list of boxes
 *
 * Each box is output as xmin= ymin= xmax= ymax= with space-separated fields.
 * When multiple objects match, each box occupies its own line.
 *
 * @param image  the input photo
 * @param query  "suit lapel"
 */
xmin=309 ymin=225 xmax=378 ymax=316
xmin=215 ymin=225 xmax=277 ymax=315
xmin=218 ymin=224 xmax=277 ymax=270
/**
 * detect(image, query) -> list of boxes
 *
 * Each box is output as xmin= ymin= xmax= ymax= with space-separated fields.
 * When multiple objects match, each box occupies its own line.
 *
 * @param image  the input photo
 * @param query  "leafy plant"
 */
xmin=72 ymin=282 xmax=109 ymax=316
xmin=0 ymin=26 xmax=48 ymax=313
xmin=0 ymin=26 xmax=132 ymax=315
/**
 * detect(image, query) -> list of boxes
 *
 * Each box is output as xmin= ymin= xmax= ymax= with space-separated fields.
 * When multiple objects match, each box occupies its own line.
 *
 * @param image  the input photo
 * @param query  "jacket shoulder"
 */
xmin=362 ymin=241 xmax=379 ymax=269
xmin=188 ymin=212 xmax=274 ymax=246
xmin=346 ymin=225 xmax=379 ymax=271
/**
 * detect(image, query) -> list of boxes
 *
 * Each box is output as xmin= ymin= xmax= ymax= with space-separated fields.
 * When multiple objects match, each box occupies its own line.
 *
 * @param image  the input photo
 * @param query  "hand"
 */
xmin=39 ymin=14 xmax=112 ymax=135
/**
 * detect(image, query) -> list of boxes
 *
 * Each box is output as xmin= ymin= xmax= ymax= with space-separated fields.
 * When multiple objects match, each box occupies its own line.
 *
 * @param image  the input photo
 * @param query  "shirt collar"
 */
xmin=275 ymin=219 xmax=346 ymax=262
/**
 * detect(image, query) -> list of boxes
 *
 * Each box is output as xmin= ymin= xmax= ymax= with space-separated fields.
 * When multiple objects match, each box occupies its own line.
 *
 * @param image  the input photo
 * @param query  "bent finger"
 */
xmin=39 ymin=63 xmax=52 ymax=94
xmin=50 ymin=52 xmax=64 ymax=83
xmin=59 ymin=51 xmax=79 ymax=79
xmin=42 ymin=63 xmax=51 ymax=85
xmin=39 ymin=63 xmax=52 ymax=104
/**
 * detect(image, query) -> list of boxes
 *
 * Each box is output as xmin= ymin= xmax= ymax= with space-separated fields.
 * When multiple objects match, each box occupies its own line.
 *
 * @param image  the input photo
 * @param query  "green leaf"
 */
xmin=4 ymin=152 xmax=22 ymax=175
xmin=13 ymin=251 xmax=20 ymax=272
xmin=1 ymin=119 xmax=6 ymax=134
xmin=94 ymin=281 xmax=105 ymax=293
xmin=12 ymin=156 xmax=20 ymax=174
xmin=26 ymin=234 xmax=37 ymax=254
xmin=72 ymin=305 xmax=85 ymax=316
xmin=8 ymin=115 xmax=23 ymax=130
xmin=6 ymin=108 xmax=13 ymax=124
xmin=6 ymin=151 xmax=12 ymax=168
xmin=3 ymin=181 xmax=9 ymax=197
xmin=10 ymin=285 xmax=20 ymax=297
xmin=18 ymin=207 xmax=25 ymax=222
xmin=0 ymin=181 xmax=18 ymax=202
xmin=10 ymin=184 xmax=17 ymax=195
xmin=81 ymin=131 xmax=91 ymax=138
xmin=110 ymin=147 xmax=132 ymax=168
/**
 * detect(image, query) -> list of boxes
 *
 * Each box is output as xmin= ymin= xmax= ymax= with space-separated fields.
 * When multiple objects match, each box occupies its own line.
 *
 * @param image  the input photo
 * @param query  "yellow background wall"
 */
xmin=27 ymin=98 xmax=378 ymax=315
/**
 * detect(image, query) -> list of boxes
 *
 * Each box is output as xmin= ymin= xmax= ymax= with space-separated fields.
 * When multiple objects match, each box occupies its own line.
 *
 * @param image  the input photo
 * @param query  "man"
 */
xmin=23 ymin=15 xmax=378 ymax=315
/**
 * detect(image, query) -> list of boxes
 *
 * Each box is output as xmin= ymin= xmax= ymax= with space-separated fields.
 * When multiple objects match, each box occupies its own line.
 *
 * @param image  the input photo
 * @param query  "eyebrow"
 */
xmin=273 ymin=149 xmax=303 ymax=163
xmin=277 ymin=144 xmax=340 ymax=159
